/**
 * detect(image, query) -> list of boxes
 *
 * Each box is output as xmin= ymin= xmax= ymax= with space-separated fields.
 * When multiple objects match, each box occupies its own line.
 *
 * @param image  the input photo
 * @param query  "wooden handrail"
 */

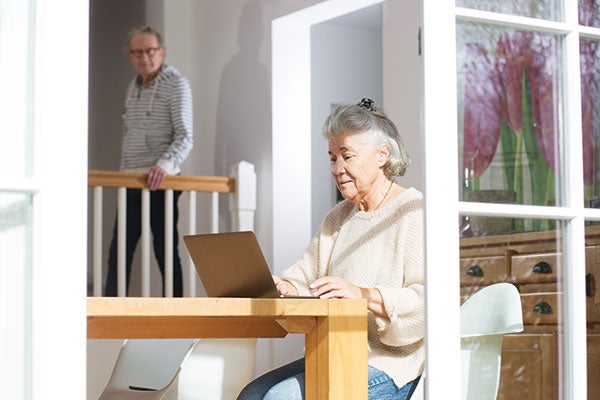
xmin=87 ymin=162 xmax=255 ymax=297
xmin=88 ymin=170 xmax=235 ymax=193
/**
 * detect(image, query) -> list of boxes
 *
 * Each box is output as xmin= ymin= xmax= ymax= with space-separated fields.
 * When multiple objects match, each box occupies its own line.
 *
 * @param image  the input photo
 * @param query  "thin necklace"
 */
xmin=374 ymin=180 xmax=394 ymax=211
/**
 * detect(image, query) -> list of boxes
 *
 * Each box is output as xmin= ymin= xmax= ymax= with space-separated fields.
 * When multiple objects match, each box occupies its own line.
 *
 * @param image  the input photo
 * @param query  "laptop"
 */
xmin=183 ymin=231 xmax=316 ymax=298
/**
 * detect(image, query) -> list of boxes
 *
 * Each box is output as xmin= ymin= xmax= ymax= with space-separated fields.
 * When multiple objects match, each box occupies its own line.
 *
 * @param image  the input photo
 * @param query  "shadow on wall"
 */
xmin=215 ymin=0 xmax=270 ymax=230
xmin=215 ymin=1 xmax=269 ymax=176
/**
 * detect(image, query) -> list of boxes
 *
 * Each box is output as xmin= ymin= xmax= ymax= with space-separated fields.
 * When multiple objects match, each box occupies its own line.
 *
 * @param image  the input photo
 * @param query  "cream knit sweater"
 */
xmin=282 ymin=187 xmax=425 ymax=389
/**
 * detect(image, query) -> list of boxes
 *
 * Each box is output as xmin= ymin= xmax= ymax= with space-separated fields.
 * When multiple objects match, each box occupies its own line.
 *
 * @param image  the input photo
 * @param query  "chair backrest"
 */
xmin=460 ymin=283 xmax=523 ymax=400
xmin=461 ymin=283 xmax=524 ymax=338
xmin=98 ymin=338 xmax=257 ymax=400
xmin=100 ymin=339 xmax=196 ymax=394
xmin=408 ymin=283 xmax=523 ymax=400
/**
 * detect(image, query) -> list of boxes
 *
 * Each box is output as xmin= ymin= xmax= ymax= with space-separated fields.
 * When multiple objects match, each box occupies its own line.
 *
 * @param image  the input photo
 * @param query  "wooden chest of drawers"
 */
xmin=460 ymin=226 xmax=600 ymax=399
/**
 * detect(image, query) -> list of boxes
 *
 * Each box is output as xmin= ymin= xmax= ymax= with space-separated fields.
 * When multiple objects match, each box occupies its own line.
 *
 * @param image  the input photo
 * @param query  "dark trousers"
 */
xmin=105 ymin=188 xmax=183 ymax=297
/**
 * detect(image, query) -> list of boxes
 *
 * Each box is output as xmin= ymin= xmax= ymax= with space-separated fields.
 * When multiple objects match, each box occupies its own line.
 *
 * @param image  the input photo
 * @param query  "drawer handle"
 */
xmin=533 ymin=301 xmax=553 ymax=315
xmin=586 ymin=273 xmax=595 ymax=298
xmin=532 ymin=261 xmax=552 ymax=274
xmin=466 ymin=265 xmax=483 ymax=277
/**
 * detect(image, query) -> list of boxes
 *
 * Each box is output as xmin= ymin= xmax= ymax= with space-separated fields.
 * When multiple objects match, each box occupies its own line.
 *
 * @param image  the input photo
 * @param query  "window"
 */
xmin=450 ymin=0 xmax=600 ymax=399
xmin=0 ymin=1 xmax=36 ymax=396
xmin=0 ymin=0 xmax=88 ymax=398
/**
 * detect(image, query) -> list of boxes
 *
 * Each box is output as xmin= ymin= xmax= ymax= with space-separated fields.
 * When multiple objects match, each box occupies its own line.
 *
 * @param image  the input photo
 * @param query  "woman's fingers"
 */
xmin=310 ymin=276 xmax=361 ymax=299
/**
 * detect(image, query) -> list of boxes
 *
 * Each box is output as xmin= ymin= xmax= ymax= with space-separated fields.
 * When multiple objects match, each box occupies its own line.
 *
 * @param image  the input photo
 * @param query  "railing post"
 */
xmin=164 ymin=189 xmax=174 ymax=297
xmin=211 ymin=192 xmax=219 ymax=233
xmin=229 ymin=161 xmax=257 ymax=232
xmin=187 ymin=191 xmax=197 ymax=297
xmin=117 ymin=187 xmax=127 ymax=297
xmin=141 ymin=189 xmax=151 ymax=297
xmin=93 ymin=186 xmax=103 ymax=297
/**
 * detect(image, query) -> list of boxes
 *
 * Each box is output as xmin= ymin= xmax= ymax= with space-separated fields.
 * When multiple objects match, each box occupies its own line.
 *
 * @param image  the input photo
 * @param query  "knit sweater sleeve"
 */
xmin=374 ymin=203 xmax=425 ymax=347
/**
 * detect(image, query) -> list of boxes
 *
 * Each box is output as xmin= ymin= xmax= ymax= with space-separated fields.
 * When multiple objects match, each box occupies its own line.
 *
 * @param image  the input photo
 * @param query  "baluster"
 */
xmin=141 ymin=188 xmax=151 ymax=297
xmin=187 ymin=190 xmax=197 ymax=297
xmin=164 ymin=189 xmax=174 ymax=297
xmin=230 ymin=161 xmax=257 ymax=232
xmin=117 ymin=187 xmax=127 ymax=297
xmin=211 ymin=191 xmax=219 ymax=233
xmin=93 ymin=186 xmax=103 ymax=297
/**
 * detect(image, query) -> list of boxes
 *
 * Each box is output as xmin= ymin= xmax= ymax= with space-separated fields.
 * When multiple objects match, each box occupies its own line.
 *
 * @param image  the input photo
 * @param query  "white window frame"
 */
xmin=32 ymin=1 xmax=89 ymax=397
xmin=421 ymin=1 xmax=462 ymax=398
xmin=446 ymin=2 xmax=595 ymax=398
xmin=0 ymin=0 xmax=89 ymax=398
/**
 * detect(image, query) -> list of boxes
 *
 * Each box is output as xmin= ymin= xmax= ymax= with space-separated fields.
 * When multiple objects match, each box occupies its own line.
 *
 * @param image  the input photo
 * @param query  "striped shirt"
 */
xmin=120 ymin=65 xmax=193 ymax=174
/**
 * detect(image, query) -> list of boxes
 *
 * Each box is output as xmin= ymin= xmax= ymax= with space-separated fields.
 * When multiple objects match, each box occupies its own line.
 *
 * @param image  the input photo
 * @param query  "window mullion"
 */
xmin=423 ymin=1 xmax=461 ymax=398
xmin=562 ymin=0 xmax=587 ymax=395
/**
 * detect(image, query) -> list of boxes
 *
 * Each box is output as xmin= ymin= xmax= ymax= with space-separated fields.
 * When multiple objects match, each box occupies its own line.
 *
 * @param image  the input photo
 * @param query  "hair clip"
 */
xmin=356 ymin=98 xmax=376 ymax=112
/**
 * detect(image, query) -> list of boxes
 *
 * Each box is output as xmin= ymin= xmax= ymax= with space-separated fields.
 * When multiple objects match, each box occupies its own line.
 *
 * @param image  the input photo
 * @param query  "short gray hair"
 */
xmin=322 ymin=101 xmax=411 ymax=177
xmin=123 ymin=25 xmax=165 ymax=55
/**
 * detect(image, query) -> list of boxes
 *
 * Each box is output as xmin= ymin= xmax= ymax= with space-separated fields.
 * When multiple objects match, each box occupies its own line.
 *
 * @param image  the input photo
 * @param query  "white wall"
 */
xmin=383 ymin=0 xmax=424 ymax=191
xmin=311 ymin=8 xmax=383 ymax=232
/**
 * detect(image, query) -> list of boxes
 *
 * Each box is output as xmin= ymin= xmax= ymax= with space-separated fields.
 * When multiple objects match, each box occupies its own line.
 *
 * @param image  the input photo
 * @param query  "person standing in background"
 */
xmin=105 ymin=25 xmax=193 ymax=297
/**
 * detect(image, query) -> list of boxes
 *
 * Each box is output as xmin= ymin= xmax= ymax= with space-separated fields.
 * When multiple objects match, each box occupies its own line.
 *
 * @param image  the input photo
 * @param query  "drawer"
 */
xmin=470 ymin=288 xmax=600 ymax=326
xmin=589 ymin=296 xmax=600 ymax=326
xmin=521 ymin=292 xmax=560 ymax=325
xmin=460 ymin=256 xmax=508 ymax=285
xmin=518 ymin=283 xmax=559 ymax=294
xmin=587 ymin=247 xmax=600 ymax=306
xmin=511 ymin=253 xmax=560 ymax=284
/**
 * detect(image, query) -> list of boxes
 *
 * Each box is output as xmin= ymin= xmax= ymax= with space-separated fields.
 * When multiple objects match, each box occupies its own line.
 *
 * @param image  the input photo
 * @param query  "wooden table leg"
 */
xmin=305 ymin=300 xmax=368 ymax=399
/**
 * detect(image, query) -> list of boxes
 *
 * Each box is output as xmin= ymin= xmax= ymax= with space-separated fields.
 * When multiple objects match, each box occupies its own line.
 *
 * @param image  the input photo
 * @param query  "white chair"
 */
xmin=460 ymin=282 xmax=523 ymax=400
xmin=410 ymin=283 xmax=523 ymax=400
xmin=98 ymin=338 xmax=257 ymax=400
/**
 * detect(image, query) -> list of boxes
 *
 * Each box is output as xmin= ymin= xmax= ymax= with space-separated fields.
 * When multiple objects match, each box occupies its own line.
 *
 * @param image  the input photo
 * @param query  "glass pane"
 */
xmin=457 ymin=22 xmax=563 ymax=227
xmin=0 ymin=0 xmax=34 ymax=178
xmin=582 ymin=37 xmax=600 ymax=208
xmin=580 ymin=0 xmax=600 ymax=28
xmin=459 ymin=218 xmax=563 ymax=399
xmin=455 ymin=0 xmax=562 ymax=22
xmin=0 ymin=192 xmax=32 ymax=399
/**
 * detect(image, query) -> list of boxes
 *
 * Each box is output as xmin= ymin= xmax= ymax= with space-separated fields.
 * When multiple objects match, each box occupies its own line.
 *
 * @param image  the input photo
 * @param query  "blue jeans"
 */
xmin=236 ymin=358 xmax=421 ymax=400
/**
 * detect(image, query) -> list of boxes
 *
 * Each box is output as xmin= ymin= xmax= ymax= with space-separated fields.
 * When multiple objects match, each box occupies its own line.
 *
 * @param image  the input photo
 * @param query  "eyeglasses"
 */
xmin=129 ymin=47 xmax=160 ymax=58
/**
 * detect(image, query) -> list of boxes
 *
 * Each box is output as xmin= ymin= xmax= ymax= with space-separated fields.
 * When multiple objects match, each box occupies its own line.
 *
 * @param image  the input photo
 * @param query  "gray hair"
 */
xmin=123 ymin=25 xmax=165 ymax=55
xmin=322 ymin=101 xmax=411 ymax=177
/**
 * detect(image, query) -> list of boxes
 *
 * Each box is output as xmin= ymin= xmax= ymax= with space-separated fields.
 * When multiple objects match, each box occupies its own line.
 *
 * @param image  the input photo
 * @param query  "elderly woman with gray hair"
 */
xmin=237 ymin=98 xmax=424 ymax=400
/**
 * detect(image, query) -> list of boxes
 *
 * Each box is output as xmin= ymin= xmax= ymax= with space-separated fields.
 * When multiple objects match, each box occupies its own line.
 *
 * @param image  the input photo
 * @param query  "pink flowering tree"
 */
xmin=463 ymin=26 xmax=597 ymax=231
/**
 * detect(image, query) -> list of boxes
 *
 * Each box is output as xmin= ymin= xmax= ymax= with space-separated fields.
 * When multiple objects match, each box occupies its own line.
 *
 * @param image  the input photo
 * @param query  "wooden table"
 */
xmin=87 ymin=297 xmax=368 ymax=399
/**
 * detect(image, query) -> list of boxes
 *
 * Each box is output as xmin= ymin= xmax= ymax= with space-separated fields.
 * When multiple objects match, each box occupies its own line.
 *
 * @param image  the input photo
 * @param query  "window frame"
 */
xmin=444 ymin=2 xmax=595 ymax=398
xmin=0 ymin=0 xmax=89 ymax=398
